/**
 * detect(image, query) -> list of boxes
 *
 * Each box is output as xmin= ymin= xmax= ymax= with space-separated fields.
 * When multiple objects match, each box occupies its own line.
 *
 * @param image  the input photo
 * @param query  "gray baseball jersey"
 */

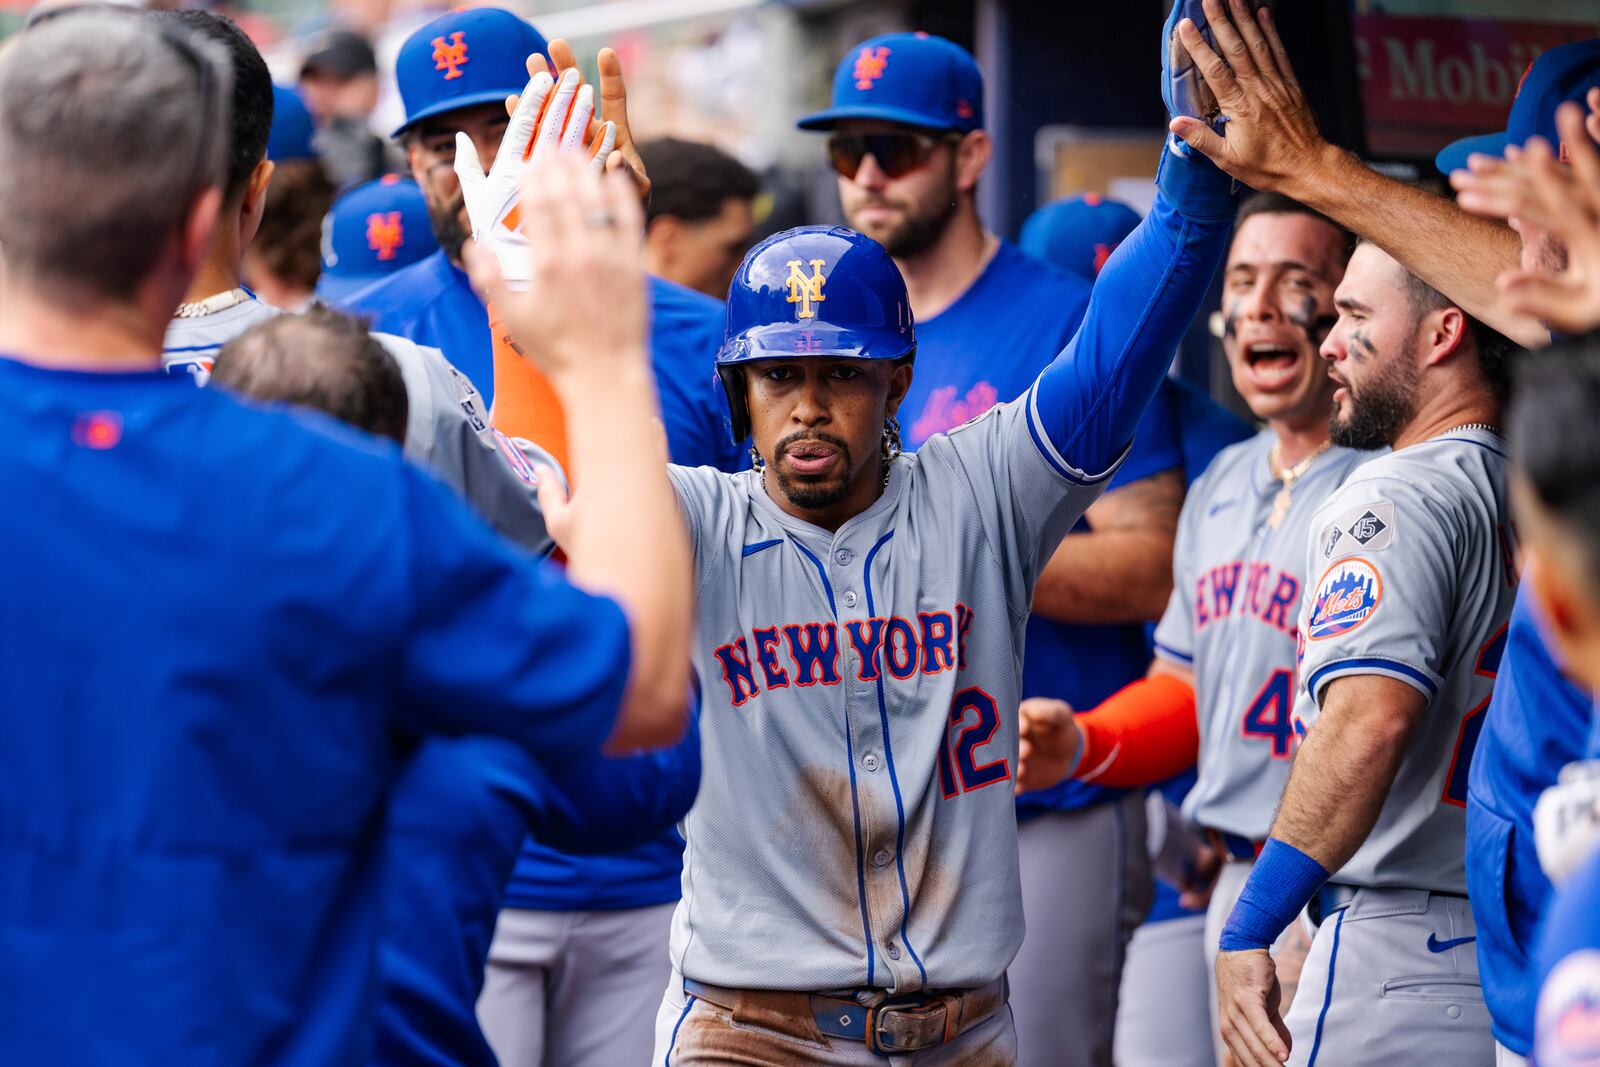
xmin=1150 ymin=432 xmax=1369 ymax=839
xmin=1294 ymin=428 xmax=1517 ymax=893
xmin=163 ymin=299 xmax=553 ymax=554
xmin=666 ymin=393 xmax=1110 ymax=994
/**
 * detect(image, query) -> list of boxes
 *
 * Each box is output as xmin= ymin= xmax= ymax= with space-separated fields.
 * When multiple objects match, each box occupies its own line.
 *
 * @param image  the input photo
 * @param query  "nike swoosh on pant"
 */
xmin=1426 ymin=934 xmax=1477 ymax=953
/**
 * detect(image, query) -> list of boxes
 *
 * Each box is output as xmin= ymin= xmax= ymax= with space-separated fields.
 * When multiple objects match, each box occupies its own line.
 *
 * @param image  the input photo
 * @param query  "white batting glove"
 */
xmin=454 ymin=67 xmax=618 ymax=290
xmin=1534 ymin=760 xmax=1600 ymax=885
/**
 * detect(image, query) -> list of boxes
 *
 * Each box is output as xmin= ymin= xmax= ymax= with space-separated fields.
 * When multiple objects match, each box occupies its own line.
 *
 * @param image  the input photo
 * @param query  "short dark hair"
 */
xmin=252 ymin=158 xmax=335 ymax=291
xmin=637 ymin=137 xmax=759 ymax=225
xmin=153 ymin=9 xmax=272 ymax=202
xmin=1509 ymin=331 xmax=1600 ymax=589
xmin=1355 ymin=237 xmax=1517 ymax=401
xmin=212 ymin=306 xmax=409 ymax=443
xmin=1233 ymin=191 xmax=1356 ymax=265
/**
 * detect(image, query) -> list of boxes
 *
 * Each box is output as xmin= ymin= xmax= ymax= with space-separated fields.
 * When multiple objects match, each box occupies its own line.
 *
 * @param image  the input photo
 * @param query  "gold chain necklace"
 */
xmin=1267 ymin=440 xmax=1333 ymax=529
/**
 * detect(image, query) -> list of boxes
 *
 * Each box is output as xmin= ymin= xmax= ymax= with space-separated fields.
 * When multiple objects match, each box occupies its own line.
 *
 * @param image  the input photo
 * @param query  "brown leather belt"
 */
xmin=683 ymin=975 xmax=1008 ymax=1055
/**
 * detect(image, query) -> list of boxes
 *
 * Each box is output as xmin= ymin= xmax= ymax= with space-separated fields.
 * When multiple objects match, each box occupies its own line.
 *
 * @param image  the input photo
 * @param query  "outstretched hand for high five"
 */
xmin=1166 ymin=0 xmax=1331 ymax=198
xmin=1451 ymin=92 xmax=1600 ymax=335
xmin=511 ymin=39 xmax=652 ymax=201
xmin=456 ymin=65 xmax=616 ymax=289
xmin=461 ymin=153 xmax=647 ymax=384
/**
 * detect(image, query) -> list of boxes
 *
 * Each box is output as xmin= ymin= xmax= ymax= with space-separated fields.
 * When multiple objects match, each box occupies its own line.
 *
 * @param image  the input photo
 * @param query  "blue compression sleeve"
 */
xmin=1218 ymin=838 xmax=1331 ymax=952
xmin=1029 ymin=139 xmax=1236 ymax=477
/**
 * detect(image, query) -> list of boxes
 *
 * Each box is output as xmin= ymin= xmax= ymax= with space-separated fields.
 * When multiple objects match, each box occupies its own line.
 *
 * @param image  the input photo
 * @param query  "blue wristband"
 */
xmin=1217 ymin=838 xmax=1330 ymax=952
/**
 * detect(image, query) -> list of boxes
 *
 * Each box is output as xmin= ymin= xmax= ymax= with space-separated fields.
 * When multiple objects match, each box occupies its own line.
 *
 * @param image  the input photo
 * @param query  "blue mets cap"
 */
xmin=392 ymin=7 xmax=548 ymax=138
xmin=1436 ymin=38 xmax=1600 ymax=175
xmin=267 ymin=85 xmax=317 ymax=162
xmin=797 ymin=32 xmax=983 ymax=133
xmin=1019 ymin=193 xmax=1143 ymax=282
xmin=316 ymin=175 xmax=439 ymax=303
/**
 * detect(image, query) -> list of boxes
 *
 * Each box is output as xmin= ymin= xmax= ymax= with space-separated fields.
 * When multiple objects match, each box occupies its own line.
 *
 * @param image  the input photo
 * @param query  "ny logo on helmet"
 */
xmin=785 ymin=259 xmax=827 ymax=319
xmin=366 ymin=212 xmax=404 ymax=260
xmin=432 ymin=32 xmax=469 ymax=80
xmin=853 ymin=47 xmax=891 ymax=90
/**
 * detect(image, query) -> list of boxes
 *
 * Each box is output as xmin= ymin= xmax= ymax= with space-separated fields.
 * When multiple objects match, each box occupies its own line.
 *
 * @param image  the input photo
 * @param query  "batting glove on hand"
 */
xmin=455 ymin=67 xmax=618 ymax=289
xmin=1534 ymin=760 xmax=1600 ymax=885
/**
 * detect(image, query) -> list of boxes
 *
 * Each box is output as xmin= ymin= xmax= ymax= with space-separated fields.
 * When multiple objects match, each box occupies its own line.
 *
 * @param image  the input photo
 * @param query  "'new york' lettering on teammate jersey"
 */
xmin=164 ymin=296 xmax=554 ymax=554
xmin=665 ymin=148 xmax=1236 ymax=993
xmin=1293 ymin=429 xmax=1517 ymax=893
xmin=1152 ymin=432 xmax=1369 ymax=839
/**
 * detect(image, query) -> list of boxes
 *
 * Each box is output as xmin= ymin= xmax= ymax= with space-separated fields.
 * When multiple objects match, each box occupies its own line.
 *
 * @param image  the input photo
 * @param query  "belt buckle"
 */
xmin=865 ymin=996 xmax=954 ymax=1055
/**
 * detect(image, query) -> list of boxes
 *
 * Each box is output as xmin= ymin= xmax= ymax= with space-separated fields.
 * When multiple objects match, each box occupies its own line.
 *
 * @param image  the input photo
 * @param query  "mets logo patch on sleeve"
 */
xmin=1538 ymin=948 xmax=1600 ymax=1067
xmin=1307 ymin=557 xmax=1383 ymax=641
xmin=492 ymin=429 xmax=541 ymax=487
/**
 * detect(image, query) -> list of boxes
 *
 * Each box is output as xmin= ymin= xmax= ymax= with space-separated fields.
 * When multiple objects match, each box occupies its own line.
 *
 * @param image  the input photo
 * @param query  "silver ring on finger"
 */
xmin=583 ymin=210 xmax=617 ymax=229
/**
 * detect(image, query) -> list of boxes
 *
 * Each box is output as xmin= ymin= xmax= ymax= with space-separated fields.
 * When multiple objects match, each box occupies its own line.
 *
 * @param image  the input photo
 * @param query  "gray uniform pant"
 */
xmin=477 ymin=902 xmax=677 ymax=1067
xmin=1114 ymin=913 xmax=1216 ymax=1067
xmin=652 ymin=975 xmax=1017 ymax=1066
xmin=1010 ymin=795 xmax=1153 ymax=1067
xmin=1282 ymin=888 xmax=1493 ymax=1067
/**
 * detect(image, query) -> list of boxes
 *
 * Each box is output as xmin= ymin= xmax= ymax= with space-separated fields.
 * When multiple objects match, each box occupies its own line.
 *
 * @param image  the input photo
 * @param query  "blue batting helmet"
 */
xmin=717 ymin=225 xmax=915 ymax=442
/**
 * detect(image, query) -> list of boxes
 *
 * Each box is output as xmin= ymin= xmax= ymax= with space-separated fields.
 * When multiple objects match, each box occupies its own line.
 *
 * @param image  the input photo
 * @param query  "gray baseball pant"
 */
xmin=1114 ymin=912 xmax=1216 ymax=1067
xmin=1010 ymin=794 xmax=1153 ymax=1067
xmin=477 ymin=901 xmax=677 ymax=1067
xmin=1282 ymin=888 xmax=1493 ymax=1067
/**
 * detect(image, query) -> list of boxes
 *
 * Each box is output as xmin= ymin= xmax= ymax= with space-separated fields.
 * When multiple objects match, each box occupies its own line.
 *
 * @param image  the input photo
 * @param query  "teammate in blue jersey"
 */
xmin=342 ymin=4 xmax=736 ymax=468
xmin=800 ymin=39 xmax=1183 ymax=1064
xmin=213 ymin=308 xmax=706 ymax=1067
xmin=1503 ymin=338 xmax=1600 ymax=1067
xmin=0 ymin=15 xmax=691 ymax=1064
xmin=1179 ymin=11 xmax=1600 ymax=1058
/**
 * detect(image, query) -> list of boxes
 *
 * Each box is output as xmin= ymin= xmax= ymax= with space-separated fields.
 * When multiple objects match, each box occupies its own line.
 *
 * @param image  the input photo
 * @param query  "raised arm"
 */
xmin=1027 ymin=143 xmax=1236 ymax=479
xmin=1168 ymin=0 xmax=1546 ymax=349
xmin=464 ymin=156 xmax=692 ymax=752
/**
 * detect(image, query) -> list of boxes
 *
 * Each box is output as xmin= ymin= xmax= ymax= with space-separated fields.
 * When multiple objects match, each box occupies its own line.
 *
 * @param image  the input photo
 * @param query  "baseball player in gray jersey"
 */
xmin=158 ymin=9 xmax=553 ymax=554
xmin=1015 ymin=191 xmax=1369 ymax=1063
xmin=508 ymin=126 xmax=1224 ymax=1060
xmin=1212 ymin=240 xmax=1517 ymax=1067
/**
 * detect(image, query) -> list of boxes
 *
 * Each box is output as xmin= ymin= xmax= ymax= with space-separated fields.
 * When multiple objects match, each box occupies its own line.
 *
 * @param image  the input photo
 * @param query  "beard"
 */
xmin=845 ymin=165 xmax=958 ymax=259
xmin=1330 ymin=349 xmax=1419 ymax=451
xmin=768 ymin=430 xmax=857 ymax=511
xmin=429 ymin=192 xmax=470 ymax=262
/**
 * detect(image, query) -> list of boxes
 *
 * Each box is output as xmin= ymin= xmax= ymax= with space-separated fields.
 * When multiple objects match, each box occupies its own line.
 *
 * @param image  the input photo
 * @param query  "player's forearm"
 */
xmin=1289 ymin=145 xmax=1548 ymax=348
xmin=541 ymin=716 xmax=702 ymax=854
xmin=1031 ymin=529 xmax=1174 ymax=623
xmin=1031 ymin=147 xmax=1235 ymax=475
xmin=1073 ymin=669 xmax=1199 ymax=787
xmin=1267 ymin=684 xmax=1412 ymax=872
xmin=550 ymin=361 xmax=693 ymax=751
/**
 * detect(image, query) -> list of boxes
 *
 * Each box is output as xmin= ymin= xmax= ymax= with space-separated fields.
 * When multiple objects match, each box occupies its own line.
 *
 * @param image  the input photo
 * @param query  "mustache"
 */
xmin=776 ymin=431 xmax=851 ymax=460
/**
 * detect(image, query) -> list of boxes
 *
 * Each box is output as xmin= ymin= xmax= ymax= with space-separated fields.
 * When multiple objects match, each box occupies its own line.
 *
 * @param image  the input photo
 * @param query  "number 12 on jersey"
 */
xmin=938 ymin=687 xmax=1011 ymax=798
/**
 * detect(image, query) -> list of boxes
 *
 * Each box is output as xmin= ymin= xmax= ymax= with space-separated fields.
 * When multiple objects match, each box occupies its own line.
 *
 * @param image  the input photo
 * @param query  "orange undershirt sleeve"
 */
xmin=1073 ymin=673 xmax=1200 ymax=788
xmin=487 ymin=302 xmax=570 ymax=477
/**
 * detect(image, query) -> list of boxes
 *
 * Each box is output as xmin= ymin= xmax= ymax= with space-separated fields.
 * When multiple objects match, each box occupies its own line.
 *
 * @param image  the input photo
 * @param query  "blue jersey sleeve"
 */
xmin=390 ymin=465 xmax=631 ymax=767
xmin=537 ymin=697 xmax=702 ymax=855
xmin=1108 ymin=380 xmax=1185 ymax=490
xmin=1029 ymin=144 xmax=1235 ymax=479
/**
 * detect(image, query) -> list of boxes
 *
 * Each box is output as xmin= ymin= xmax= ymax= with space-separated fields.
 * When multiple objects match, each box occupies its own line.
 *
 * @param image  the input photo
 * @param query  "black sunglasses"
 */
xmin=826 ymin=131 xmax=958 ymax=181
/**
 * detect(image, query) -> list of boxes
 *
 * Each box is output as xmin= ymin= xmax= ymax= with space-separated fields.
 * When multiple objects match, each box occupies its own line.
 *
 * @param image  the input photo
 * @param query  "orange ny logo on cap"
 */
xmin=432 ymin=31 xmax=469 ymax=80
xmin=366 ymin=212 xmax=404 ymax=260
xmin=853 ymin=47 xmax=891 ymax=90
